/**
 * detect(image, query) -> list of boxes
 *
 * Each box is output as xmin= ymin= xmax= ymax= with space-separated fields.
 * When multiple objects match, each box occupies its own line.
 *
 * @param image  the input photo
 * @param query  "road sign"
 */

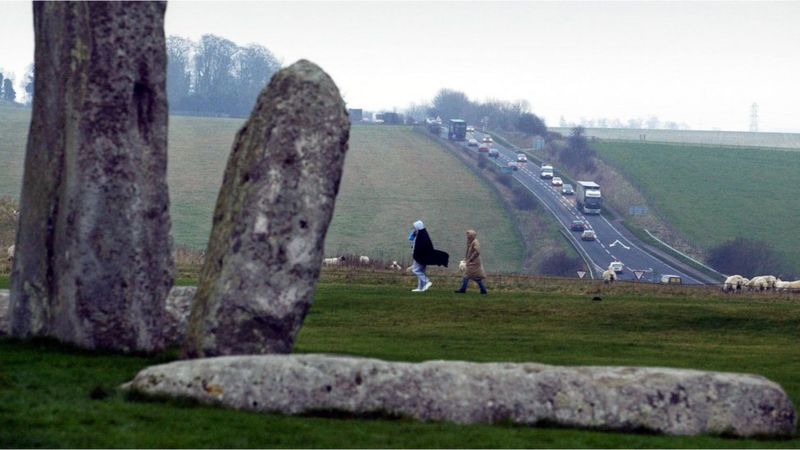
xmin=609 ymin=240 xmax=631 ymax=250
xmin=629 ymin=206 xmax=648 ymax=216
xmin=577 ymin=271 xmax=586 ymax=279
xmin=633 ymin=270 xmax=645 ymax=280
xmin=501 ymin=166 xmax=514 ymax=174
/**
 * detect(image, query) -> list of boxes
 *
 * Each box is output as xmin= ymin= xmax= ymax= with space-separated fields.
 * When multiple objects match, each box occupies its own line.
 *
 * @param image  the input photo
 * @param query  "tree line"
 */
xmin=167 ymin=34 xmax=281 ymax=118
xmin=405 ymin=88 xmax=548 ymax=137
xmin=0 ymin=68 xmax=33 ymax=105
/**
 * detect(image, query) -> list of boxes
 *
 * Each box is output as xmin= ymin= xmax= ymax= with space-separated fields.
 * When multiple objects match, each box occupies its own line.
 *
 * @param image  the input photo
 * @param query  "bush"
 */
xmin=707 ymin=238 xmax=792 ymax=278
xmin=539 ymin=250 xmax=582 ymax=277
xmin=497 ymin=172 xmax=512 ymax=188
xmin=477 ymin=155 xmax=488 ymax=168
xmin=512 ymin=183 xmax=538 ymax=210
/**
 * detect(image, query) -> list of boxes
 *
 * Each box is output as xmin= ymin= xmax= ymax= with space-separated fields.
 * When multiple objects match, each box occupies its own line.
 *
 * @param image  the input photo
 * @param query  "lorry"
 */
xmin=426 ymin=117 xmax=442 ymax=134
xmin=448 ymin=119 xmax=467 ymax=141
xmin=576 ymin=181 xmax=603 ymax=214
xmin=540 ymin=164 xmax=554 ymax=179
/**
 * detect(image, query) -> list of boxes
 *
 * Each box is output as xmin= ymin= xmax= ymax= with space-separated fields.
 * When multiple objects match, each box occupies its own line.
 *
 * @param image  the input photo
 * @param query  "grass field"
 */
xmin=0 ymin=106 xmax=523 ymax=271
xmin=593 ymin=141 xmax=800 ymax=272
xmin=551 ymin=127 xmax=800 ymax=150
xmin=2 ymin=281 xmax=799 ymax=448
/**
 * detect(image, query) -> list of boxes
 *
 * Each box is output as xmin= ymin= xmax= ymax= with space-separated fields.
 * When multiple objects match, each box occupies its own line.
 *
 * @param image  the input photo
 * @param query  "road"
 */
xmin=447 ymin=130 xmax=703 ymax=285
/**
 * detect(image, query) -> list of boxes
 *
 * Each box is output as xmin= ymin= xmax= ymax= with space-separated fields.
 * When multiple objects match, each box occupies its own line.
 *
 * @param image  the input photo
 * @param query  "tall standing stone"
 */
xmin=184 ymin=60 xmax=349 ymax=357
xmin=10 ymin=2 xmax=173 ymax=352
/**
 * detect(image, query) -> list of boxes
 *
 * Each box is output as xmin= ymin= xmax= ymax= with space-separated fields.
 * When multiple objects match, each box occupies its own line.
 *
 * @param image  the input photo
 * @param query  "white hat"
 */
xmin=413 ymin=220 xmax=425 ymax=230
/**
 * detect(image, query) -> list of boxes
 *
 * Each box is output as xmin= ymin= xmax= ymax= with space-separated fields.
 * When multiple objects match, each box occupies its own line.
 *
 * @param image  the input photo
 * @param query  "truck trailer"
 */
xmin=576 ymin=181 xmax=602 ymax=214
xmin=448 ymin=119 xmax=467 ymax=141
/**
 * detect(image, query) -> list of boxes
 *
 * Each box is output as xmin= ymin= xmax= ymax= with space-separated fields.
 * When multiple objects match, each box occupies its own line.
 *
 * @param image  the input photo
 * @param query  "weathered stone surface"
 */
xmin=10 ymin=2 xmax=173 ymax=352
xmin=162 ymin=286 xmax=196 ymax=347
xmin=183 ymin=60 xmax=349 ymax=357
xmin=123 ymin=354 xmax=797 ymax=437
xmin=1 ymin=286 xmax=194 ymax=344
xmin=0 ymin=290 xmax=8 ymax=337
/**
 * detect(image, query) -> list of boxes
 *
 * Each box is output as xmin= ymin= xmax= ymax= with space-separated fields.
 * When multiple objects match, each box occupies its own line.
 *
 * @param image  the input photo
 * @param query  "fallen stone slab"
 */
xmin=0 ymin=287 xmax=195 ymax=346
xmin=122 ymin=354 xmax=797 ymax=438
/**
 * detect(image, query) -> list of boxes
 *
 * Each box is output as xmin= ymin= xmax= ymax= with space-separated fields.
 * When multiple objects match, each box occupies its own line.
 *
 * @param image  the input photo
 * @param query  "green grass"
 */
xmin=2 ymin=282 xmax=799 ymax=448
xmin=594 ymin=142 xmax=800 ymax=272
xmin=0 ymin=107 xmax=523 ymax=271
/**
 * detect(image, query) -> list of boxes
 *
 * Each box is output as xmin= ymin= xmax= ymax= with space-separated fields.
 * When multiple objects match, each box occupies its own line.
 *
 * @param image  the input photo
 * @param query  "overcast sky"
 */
xmin=2 ymin=1 xmax=799 ymax=131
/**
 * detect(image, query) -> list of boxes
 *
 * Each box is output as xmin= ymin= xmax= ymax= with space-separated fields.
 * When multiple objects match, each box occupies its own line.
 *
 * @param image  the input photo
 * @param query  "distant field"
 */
xmin=0 ymin=107 xmax=522 ymax=271
xmin=593 ymin=141 xmax=800 ymax=271
xmin=3 ymin=282 xmax=799 ymax=447
xmin=551 ymin=127 xmax=800 ymax=149
xmin=325 ymin=126 xmax=522 ymax=271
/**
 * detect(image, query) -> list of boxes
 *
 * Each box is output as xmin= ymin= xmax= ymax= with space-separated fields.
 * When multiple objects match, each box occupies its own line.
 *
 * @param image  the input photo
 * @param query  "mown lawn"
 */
xmin=2 ymin=282 xmax=799 ymax=448
xmin=0 ymin=107 xmax=523 ymax=271
xmin=594 ymin=142 xmax=800 ymax=272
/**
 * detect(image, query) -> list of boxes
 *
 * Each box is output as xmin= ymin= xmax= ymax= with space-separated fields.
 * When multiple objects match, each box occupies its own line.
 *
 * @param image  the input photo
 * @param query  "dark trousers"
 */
xmin=459 ymin=277 xmax=488 ymax=293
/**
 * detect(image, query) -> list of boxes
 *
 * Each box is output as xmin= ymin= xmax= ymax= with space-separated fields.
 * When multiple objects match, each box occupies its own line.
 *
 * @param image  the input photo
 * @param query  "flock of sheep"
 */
xmin=8 ymin=241 xmax=800 ymax=293
xmin=723 ymin=274 xmax=800 ymax=293
xmin=323 ymin=255 xmax=403 ymax=271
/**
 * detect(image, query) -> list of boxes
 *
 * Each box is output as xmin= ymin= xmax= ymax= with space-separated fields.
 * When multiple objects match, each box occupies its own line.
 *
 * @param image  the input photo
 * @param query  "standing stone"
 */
xmin=10 ymin=2 xmax=173 ymax=352
xmin=183 ymin=60 xmax=349 ymax=357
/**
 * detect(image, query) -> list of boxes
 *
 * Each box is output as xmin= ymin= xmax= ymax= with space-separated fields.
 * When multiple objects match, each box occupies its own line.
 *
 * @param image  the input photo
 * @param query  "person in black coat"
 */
xmin=409 ymin=220 xmax=449 ymax=292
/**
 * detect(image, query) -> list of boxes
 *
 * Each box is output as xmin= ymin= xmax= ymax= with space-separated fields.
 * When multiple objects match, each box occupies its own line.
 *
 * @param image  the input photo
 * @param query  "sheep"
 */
xmin=323 ymin=256 xmax=346 ymax=266
xmin=722 ymin=275 xmax=749 ymax=292
xmin=774 ymin=279 xmax=790 ymax=292
xmin=389 ymin=260 xmax=402 ymax=271
xmin=746 ymin=275 xmax=777 ymax=291
xmin=602 ymin=269 xmax=616 ymax=284
xmin=775 ymin=279 xmax=800 ymax=292
xmin=359 ymin=255 xmax=370 ymax=265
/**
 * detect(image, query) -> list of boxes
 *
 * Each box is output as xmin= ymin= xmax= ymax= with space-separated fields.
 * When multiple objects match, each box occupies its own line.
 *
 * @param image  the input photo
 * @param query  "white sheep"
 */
xmin=6 ymin=245 xmax=14 ymax=261
xmin=722 ymin=275 xmax=748 ymax=292
xmin=323 ymin=256 xmax=346 ymax=266
xmin=602 ymin=269 xmax=616 ymax=284
xmin=359 ymin=255 xmax=370 ymax=265
xmin=389 ymin=260 xmax=402 ymax=271
xmin=746 ymin=275 xmax=777 ymax=291
xmin=775 ymin=279 xmax=800 ymax=292
xmin=774 ymin=279 xmax=790 ymax=291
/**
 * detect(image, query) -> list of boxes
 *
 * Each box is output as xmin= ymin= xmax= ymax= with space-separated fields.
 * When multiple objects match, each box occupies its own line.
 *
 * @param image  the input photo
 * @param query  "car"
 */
xmin=507 ymin=161 xmax=519 ymax=171
xmin=561 ymin=184 xmax=574 ymax=195
xmin=482 ymin=136 xmax=493 ymax=144
xmin=569 ymin=220 xmax=586 ymax=232
xmin=551 ymin=177 xmax=563 ymax=186
xmin=478 ymin=143 xmax=490 ymax=153
xmin=609 ymin=261 xmax=624 ymax=273
xmin=466 ymin=125 xmax=475 ymax=132
xmin=467 ymin=138 xmax=479 ymax=147
xmin=660 ymin=274 xmax=682 ymax=284
xmin=580 ymin=229 xmax=596 ymax=241
xmin=516 ymin=153 xmax=527 ymax=163
xmin=488 ymin=148 xmax=499 ymax=157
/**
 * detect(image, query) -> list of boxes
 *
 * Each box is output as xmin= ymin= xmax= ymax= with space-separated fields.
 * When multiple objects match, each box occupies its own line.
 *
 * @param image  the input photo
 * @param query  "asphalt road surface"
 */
xmin=449 ymin=130 xmax=703 ymax=285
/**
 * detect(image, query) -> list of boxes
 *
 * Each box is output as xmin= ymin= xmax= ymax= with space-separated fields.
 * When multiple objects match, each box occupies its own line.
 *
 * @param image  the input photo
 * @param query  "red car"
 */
xmin=570 ymin=220 xmax=585 ymax=232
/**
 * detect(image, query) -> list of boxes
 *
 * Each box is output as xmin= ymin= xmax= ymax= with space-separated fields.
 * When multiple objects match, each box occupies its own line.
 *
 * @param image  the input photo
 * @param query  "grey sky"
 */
xmin=3 ymin=1 xmax=799 ymax=131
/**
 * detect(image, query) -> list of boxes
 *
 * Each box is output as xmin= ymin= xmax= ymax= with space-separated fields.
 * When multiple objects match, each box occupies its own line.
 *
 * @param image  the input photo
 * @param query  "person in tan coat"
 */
xmin=454 ymin=229 xmax=488 ymax=295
